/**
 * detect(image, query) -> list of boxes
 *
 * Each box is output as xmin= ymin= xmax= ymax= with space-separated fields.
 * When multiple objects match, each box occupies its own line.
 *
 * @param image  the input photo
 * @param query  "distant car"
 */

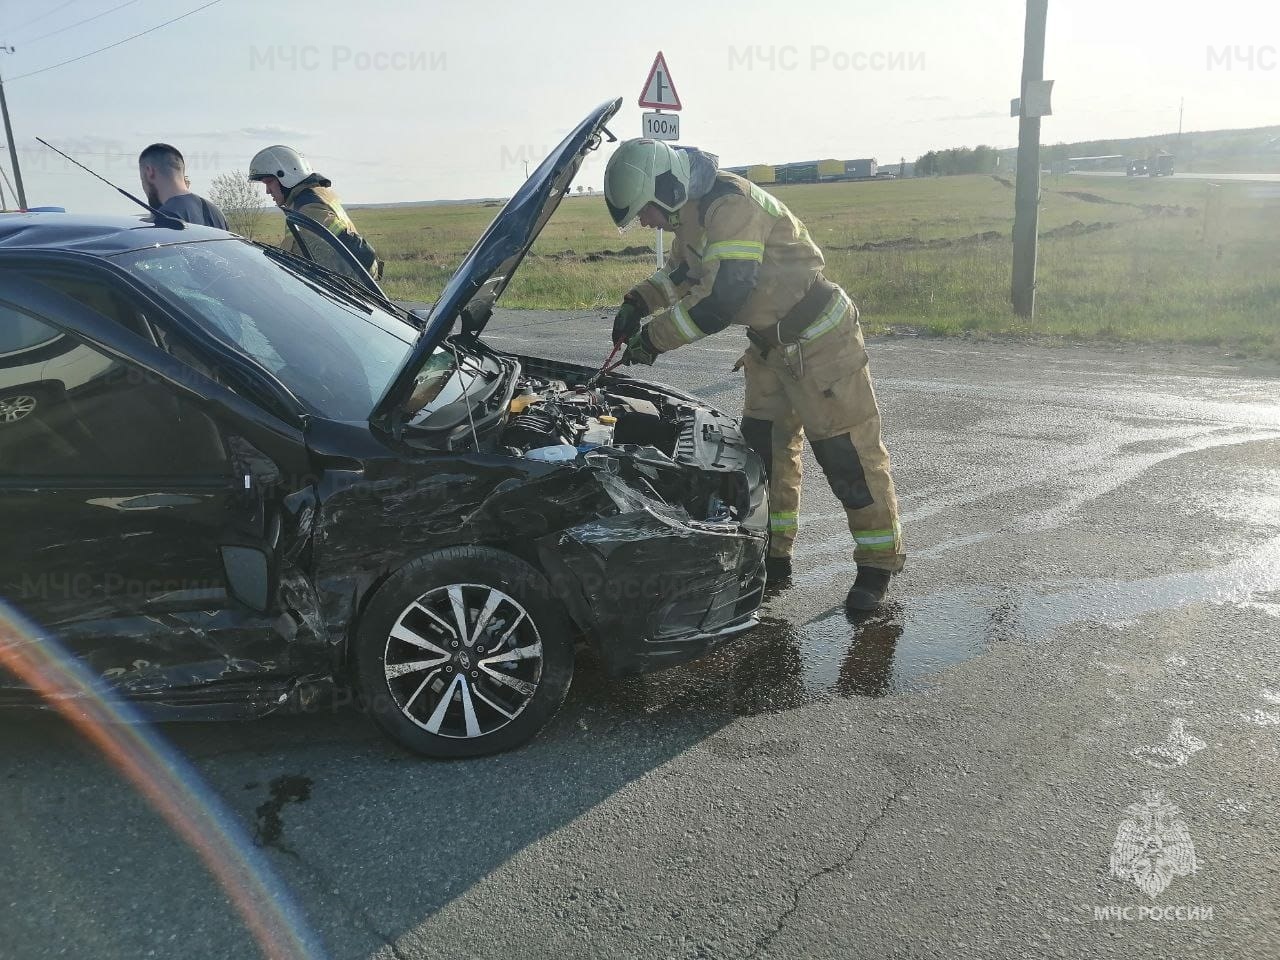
xmin=0 ymin=311 xmax=115 ymax=426
xmin=1127 ymin=159 xmax=1149 ymax=177
xmin=875 ymin=172 xmax=897 ymax=180
xmin=0 ymin=98 xmax=770 ymax=758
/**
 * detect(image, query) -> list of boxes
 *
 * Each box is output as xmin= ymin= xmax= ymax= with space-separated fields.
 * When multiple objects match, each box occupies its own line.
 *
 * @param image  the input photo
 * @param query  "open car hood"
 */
xmin=373 ymin=97 xmax=622 ymax=424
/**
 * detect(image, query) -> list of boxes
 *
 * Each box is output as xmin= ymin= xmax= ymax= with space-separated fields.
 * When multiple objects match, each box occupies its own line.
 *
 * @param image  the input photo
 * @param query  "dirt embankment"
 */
xmin=828 ymin=231 xmax=1004 ymax=252
xmin=533 ymin=245 xmax=655 ymax=263
xmin=448 ymin=188 xmax=1201 ymax=267
xmin=1056 ymin=189 xmax=1198 ymax=218
xmin=825 ymin=191 xmax=1201 ymax=254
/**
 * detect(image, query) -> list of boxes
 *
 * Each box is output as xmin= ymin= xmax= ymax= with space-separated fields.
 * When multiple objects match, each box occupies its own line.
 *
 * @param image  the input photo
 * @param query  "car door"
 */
xmin=0 ymin=269 xmax=325 ymax=706
xmin=283 ymin=209 xmax=383 ymax=295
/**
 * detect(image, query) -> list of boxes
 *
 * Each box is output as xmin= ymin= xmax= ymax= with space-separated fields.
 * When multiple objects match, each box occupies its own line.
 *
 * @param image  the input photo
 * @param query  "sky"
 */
xmin=0 ymin=0 xmax=1277 ymax=213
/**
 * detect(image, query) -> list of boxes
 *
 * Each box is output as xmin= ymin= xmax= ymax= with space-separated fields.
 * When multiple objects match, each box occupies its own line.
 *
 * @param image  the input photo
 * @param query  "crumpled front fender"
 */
xmin=536 ymin=503 xmax=767 ymax=676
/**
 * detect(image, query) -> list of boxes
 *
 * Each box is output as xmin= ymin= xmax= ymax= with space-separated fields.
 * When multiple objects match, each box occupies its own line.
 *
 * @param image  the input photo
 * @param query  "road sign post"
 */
xmin=638 ymin=52 xmax=683 ymax=269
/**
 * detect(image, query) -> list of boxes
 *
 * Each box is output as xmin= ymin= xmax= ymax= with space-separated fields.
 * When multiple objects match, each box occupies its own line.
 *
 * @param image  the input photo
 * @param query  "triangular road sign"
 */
xmin=638 ymin=51 xmax=682 ymax=110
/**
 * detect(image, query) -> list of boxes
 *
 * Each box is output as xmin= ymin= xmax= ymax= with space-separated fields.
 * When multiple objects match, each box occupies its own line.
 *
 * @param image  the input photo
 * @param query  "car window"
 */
xmin=0 ymin=303 xmax=227 ymax=478
xmin=29 ymin=274 xmax=153 ymax=341
xmin=0 ymin=308 xmax=61 ymax=356
xmin=114 ymin=240 xmax=413 ymax=421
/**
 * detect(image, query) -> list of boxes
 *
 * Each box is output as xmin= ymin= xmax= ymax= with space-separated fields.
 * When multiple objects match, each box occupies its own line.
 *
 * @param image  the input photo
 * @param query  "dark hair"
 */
xmin=138 ymin=143 xmax=185 ymax=172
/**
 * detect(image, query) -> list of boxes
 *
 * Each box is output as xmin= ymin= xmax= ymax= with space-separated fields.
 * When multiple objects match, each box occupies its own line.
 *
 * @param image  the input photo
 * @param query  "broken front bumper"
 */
xmin=538 ymin=507 xmax=768 ymax=676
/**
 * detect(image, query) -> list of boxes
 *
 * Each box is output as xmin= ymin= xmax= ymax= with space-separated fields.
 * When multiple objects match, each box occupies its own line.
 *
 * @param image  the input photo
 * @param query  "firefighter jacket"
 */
xmin=279 ymin=177 xmax=381 ymax=278
xmin=281 ymin=178 xmax=355 ymax=247
xmin=627 ymin=172 xmax=849 ymax=354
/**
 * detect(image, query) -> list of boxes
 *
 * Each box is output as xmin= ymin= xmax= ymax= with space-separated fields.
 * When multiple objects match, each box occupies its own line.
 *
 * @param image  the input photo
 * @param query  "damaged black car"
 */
xmin=0 ymin=98 xmax=770 ymax=757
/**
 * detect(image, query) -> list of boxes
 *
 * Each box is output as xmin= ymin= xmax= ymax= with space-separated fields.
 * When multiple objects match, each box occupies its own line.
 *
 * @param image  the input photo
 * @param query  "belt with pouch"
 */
xmin=746 ymin=275 xmax=846 ymax=356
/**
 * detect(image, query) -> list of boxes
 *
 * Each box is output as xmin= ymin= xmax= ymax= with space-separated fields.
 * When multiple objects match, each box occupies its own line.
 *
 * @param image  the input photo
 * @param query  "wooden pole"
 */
xmin=1011 ymin=0 xmax=1048 ymax=319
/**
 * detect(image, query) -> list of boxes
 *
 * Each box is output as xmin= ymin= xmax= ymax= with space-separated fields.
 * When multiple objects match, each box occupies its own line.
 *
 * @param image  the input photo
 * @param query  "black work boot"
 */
xmin=846 ymin=567 xmax=892 ymax=613
xmin=765 ymin=555 xmax=793 ymax=584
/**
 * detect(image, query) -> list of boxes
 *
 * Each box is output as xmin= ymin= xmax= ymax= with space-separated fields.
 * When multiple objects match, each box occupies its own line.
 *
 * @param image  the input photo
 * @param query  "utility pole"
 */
xmin=1010 ymin=0 xmax=1048 ymax=319
xmin=0 ymin=45 xmax=27 ymax=211
xmin=1177 ymin=96 xmax=1184 ymax=163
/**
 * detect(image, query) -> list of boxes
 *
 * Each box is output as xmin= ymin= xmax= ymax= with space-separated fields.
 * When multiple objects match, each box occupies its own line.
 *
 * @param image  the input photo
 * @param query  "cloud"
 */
xmin=171 ymin=126 xmax=314 ymax=142
xmin=906 ymin=109 xmax=1010 ymax=124
xmin=939 ymin=110 xmax=1009 ymax=121
xmin=238 ymin=125 xmax=312 ymax=140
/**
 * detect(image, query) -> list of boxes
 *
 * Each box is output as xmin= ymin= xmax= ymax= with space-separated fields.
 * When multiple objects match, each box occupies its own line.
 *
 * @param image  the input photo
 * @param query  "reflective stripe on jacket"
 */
xmin=280 ymin=181 xmax=356 ymax=256
xmin=629 ymin=172 xmax=830 ymax=353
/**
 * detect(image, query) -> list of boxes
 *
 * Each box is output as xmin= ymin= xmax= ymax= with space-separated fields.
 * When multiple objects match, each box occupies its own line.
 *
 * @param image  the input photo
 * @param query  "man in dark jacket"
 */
xmin=138 ymin=143 xmax=228 ymax=229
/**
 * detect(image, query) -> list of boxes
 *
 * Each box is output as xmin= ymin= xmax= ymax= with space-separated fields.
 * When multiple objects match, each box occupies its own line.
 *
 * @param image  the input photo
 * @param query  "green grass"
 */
xmin=344 ymin=173 xmax=1280 ymax=358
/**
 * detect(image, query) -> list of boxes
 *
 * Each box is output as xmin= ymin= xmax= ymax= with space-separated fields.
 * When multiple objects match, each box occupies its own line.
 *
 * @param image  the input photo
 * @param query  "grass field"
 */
xmin=337 ymin=173 xmax=1280 ymax=358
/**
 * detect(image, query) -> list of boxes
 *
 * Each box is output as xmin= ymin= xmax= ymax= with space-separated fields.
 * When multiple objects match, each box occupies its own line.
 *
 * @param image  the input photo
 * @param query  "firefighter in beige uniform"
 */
xmin=249 ymin=145 xmax=383 ymax=280
xmin=603 ymin=139 xmax=904 ymax=611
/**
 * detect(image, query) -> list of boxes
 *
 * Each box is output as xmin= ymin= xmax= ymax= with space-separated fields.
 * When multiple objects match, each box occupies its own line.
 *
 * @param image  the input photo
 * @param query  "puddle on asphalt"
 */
xmin=584 ymin=536 xmax=1280 ymax=720
xmin=583 ymin=592 xmax=1018 ymax=719
xmin=252 ymin=774 xmax=312 ymax=850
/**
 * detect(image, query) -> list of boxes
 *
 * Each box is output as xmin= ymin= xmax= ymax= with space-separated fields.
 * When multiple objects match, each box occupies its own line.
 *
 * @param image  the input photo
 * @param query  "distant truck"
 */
xmin=1150 ymin=154 xmax=1174 ymax=177
xmin=843 ymin=158 xmax=878 ymax=179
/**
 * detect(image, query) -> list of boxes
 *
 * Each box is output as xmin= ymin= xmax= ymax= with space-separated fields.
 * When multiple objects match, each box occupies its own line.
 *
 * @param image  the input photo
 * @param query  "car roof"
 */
xmin=0 ymin=212 xmax=235 ymax=256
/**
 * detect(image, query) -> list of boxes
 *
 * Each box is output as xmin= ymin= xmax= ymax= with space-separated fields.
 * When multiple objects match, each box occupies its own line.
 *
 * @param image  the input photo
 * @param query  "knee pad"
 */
xmin=740 ymin=416 xmax=774 ymax=481
xmin=811 ymin=433 xmax=874 ymax=510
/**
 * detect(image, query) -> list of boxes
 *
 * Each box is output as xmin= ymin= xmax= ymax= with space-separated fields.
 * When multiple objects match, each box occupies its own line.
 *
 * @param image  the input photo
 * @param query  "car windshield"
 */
xmin=113 ymin=239 xmax=415 ymax=420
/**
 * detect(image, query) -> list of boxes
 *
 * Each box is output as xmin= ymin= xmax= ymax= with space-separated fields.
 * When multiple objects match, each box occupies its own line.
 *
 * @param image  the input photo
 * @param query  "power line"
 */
xmin=23 ymin=0 xmax=143 ymax=46
xmin=6 ymin=0 xmax=79 ymax=35
xmin=6 ymin=0 xmax=221 ymax=83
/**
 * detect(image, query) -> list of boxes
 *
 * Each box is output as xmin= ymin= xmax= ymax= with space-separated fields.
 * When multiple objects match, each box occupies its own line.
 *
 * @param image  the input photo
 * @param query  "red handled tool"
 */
xmin=579 ymin=341 xmax=625 ymax=391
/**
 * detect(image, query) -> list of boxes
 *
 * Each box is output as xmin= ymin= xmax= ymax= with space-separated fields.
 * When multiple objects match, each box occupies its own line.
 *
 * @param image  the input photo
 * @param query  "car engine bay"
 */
xmin=501 ymin=371 xmax=761 ymax=526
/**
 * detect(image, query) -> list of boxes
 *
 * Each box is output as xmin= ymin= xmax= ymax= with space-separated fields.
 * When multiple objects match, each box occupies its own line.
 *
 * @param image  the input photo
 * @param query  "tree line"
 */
xmin=914 ymin=145 xmax=999 ymax=177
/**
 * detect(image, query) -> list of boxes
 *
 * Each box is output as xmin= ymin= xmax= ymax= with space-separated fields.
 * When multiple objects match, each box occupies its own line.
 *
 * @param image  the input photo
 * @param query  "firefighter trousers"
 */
xmin=740 ymin=308 xmax=905 ymax=573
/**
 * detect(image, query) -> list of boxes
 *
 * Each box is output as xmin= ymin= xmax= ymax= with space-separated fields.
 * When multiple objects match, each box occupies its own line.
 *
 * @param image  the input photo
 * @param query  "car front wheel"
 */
xmin=0 ymin=392 xmax=39 ymax=425
xmin=354 ymin=546 xmax=574 ymax=758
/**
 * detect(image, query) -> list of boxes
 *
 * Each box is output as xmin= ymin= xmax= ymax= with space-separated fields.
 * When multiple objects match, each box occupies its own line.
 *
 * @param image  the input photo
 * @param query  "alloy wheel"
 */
xmin=0 ymin=394 xmax=37 ymax=424
xmin=383 ymin=583 xmax=544 ymax=739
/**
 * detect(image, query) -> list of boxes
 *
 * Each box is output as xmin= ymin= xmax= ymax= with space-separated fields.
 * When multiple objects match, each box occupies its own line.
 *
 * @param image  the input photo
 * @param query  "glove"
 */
xmin=612 ymin=299 xmax=643 ymax=346
xmin=622 ymin=325 xmax=659 ymax=366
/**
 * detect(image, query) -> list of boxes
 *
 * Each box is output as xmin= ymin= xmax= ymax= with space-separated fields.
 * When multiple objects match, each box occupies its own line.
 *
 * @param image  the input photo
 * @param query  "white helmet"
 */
xmin=603 ymin=139 xmax=691 ymax=228
xmin=248 ymin=145 xmax=314 ymax=189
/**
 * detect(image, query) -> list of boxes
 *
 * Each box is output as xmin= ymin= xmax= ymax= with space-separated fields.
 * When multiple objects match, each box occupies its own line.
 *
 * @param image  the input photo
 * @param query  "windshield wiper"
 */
xmin=261 ymin=246 xmax=375 ymax=314
xmin=323 ymin=267 xmax=400 ymax=315
xmin=259 ymin=244 xmax=399 ymax=316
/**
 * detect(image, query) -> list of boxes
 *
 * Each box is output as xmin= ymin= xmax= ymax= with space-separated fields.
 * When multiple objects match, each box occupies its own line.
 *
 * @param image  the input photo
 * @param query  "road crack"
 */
xmin=272 ymin=836 xmax=412 ymax=960
xmin=746 ymin=776 xmax=908 ymax=959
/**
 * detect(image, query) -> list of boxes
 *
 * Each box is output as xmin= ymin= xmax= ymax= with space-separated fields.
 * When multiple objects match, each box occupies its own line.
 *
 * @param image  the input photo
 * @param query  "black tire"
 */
xmin=354 ymin=546 xmax=574 ymax=758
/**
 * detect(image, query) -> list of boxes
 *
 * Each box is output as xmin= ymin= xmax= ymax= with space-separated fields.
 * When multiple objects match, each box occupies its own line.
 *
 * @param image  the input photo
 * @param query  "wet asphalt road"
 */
xmin=3 ymin=310 xmax=1280 ymax=959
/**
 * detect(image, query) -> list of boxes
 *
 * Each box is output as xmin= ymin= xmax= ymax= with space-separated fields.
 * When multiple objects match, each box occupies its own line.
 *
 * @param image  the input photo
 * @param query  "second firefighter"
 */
xmin=602 ymin=139 xmax=905 ymax=612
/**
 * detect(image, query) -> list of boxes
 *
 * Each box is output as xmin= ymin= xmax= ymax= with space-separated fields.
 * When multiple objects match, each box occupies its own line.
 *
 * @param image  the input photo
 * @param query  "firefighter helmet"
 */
xmin=248 ymin=145 xmax=314 ymax=189
xmin=603 ymin=139 xmax=691 ymax=228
